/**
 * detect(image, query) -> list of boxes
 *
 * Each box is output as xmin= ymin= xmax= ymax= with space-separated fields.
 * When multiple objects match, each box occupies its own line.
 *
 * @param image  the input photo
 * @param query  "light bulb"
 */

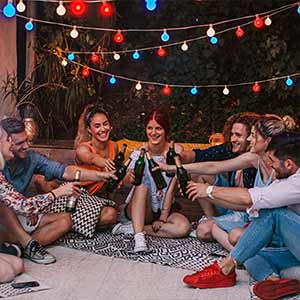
xmin=206 ymin=25 xmax=215 ymax=37
xmin=56 ymin=1 xmax=66 ymax=16
xmin=264 ymin=16 xmax=272 ymax=26
xmin=3 ymin=1 xmax=16 ymax=18
xmin=254 ymin=15 xmax=264 ymax=29
xmin=161 ymin=29 xmax=170 ymax=42
xmin=91 ymin=53 xmax=100 ymax=63
xmin=67 ymin=53 xmax=75 ymax=61
xmin=162 ymin=84 xmax=171 ymax=96
xmin=132 ymin=50 xmax=140 ymax=60
xmin=16 ymin=0 xmax=26 ymax=12
xmin=210 ymin=36 xmax=218 ymax=45
xmin=109 ymin=76 xmax=117 ymax=85
xmin=285 ymin=77 xmax=294 ymax=87
xmin=100 ymin=2 xmax=113 ymax=17
xmin=297 ymin=5 xmax=300 ymax=15
xmin=82 ymin=67 xmax=90 ymax=77
xmin=70 ymin=26 xmax=79 ymax=39
xmin=235 ymin=26 xmax=244 ymax=38
xmin=113 ymin=52 xmax=120 ymax=61
xmin=61 ymin=59 xmax=68 ymax=67
xmin=135 ymin=81 xmax=142 ymax=90
xmin=190 ymin=87 xmax=198 ymax=95
xmin=114 ymin=30 xmax=124 ymax=44
xmin=252 ymin=82 xmax=261 ymax=93
xmin=157 ymin=47 xmax=167 ymax=57
xmin=181 ymin=42 xmax=188 ymax=51
xmin=223 ymin=86 xmax=230 ymax=95
xmin=25 ymin=19 xmax=34 ymax=31
xmin=145 ymin=0 xmax=157 ymax=11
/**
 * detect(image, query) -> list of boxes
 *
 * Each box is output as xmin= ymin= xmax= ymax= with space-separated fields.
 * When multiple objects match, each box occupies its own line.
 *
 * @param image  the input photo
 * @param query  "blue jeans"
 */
xmin=231 ymin=208 xmax=300 ymax=280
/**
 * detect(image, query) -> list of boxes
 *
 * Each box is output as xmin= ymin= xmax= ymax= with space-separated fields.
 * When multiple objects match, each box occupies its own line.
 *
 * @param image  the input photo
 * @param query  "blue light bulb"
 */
xmin=190 ymin=87 xmax=198 ymax=95
xmin=109 ymin=76 xmax=117 ymax=85
xmin=25 ymin=20 xmax=34 ymax=31
xmin=210 ymin=36 xmax=218 ymax=45
xmin=297 ymin=6 xmax=300 ymax=15
xmin=132 ymin=51 xmax=140 ymax=60
xmin=161 ymin=30 xmax=170 ymax=42
xmin=145 ymin=0 xmax=157 ymax=11
xmin=285 ymin=77 xmax=294 ymax=87
xmin=67 ymin=53 xmax=75 ymax=61
xmin=3 ymin=2 xmax=16 ymax=18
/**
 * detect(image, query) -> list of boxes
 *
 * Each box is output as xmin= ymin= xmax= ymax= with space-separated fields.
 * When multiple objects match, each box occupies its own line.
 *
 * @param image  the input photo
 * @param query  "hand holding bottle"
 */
xmin=104 ymin=159 xmax=116 ymax=172
xmin=52 ymin=182 xmax=81 ymax=199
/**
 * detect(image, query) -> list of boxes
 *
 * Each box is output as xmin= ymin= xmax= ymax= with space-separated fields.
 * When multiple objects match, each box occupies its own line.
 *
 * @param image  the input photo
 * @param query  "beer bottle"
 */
xmin=166 ymin=141 xmax=177 ymax=177
xmin=113 ymin=144 xmax=127 ymax=169
xmin=146 ymin=152 xmax=167 ymax=190
xmin=106 ymin=158 xmax=132 ymax=193
xmin=174 ymin=155 xmax=191 ymax=198
xmin=133 ymin=149 xmax=146 ymax=186
xmin=65 ymin=170 xmax=81 ymax=213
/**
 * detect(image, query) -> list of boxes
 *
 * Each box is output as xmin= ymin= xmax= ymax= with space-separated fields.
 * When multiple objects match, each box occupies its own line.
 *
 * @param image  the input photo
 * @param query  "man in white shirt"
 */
xmin=182 ymin=132 xmax=300 ymax=289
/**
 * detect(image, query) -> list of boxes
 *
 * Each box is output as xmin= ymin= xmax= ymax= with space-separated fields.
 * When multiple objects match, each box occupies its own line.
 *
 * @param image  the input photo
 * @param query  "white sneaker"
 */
xmin=134 ymin=232 xmax=148 ymax=253
xmin=112 ymin=222 xmax=134 ymax=235
xmin=189 ymin=229 xmax=197 ymax=238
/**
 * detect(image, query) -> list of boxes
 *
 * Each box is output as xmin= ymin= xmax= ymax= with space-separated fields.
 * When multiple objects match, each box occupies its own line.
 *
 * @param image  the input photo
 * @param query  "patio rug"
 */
xmin=58 ymin=231 xmax=228 ymax=271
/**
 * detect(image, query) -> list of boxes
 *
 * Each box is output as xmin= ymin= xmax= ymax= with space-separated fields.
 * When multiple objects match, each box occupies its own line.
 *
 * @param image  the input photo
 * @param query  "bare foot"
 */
xmin=266 ymin=275 xmax=280 ymax=281
xmin=218 ymin=256 xmax=237 ymax=275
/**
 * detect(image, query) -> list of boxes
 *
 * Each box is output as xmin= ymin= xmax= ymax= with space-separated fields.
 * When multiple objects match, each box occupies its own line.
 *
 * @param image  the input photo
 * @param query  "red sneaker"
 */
xmin=183 ymin=262 xmax=236 ymax=289
xmin=253 ymin=279 xmax=300 ymax=300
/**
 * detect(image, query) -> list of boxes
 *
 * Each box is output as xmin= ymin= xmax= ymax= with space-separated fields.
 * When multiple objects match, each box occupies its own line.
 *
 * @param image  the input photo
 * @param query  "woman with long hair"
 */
xmin=112 ymin=108 xmax=191 ymax=253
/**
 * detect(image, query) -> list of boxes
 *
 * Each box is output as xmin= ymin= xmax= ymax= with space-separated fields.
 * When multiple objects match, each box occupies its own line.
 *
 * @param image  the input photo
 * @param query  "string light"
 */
xmin=190 ymin=87 xmax=198 ymax=95
xmin=210 ymin=36 xmax=218 ymax=45
xmin=252 ymin=82 xmax=261 ymax=93
xmin=61 ymin=59 xmax=68 ymax=66
xmin=69 ymin=0 xmax=87 ymax=17
xmin=109 ymin=76 xmax=117 ymax=85
xmin=223 ymin=86 xmax=230 ymax=95
xmin=135 ymin=81 xmax=142 ymax=90
xmin=235 ymin=26 xmax=244 ymax=38
xmin=145 ymin=0 xmax=157 ymax=11
xmin=56 ymin=1 xmax=66 ymax=16
xmin=132 ymin=50 xmax=140 ymax=60
xmin=25 ymin=18 xmax=34 ymax=31
xmin=254 ymin=15 xmax=264 ymax=29
xmin=162 ymin=84 xmax=171 ymax=96
xmin=67 ymin=53 xmax=75 ymax=61
xmin=16 ymin=0 xmax=26 ymax=13
xmin=91 ymin=53 xmax=100 ymax=63
xmin=157 ymin=47 xmax=167 ymax=57
xmin=181 ymin=41 xmax=188 ymax=51
xmin=114 ymin=30 xmax=124 ymax=43
xmin=206 ymin=24 xmax=215 ymax=37
xmin=99 ymin=1 xmax=113 ymax=17
xmin=264 ymin=16 xmax=272 ymax=26
xmin=3 ymin=0 xmax=16 ymax=18
xmin=285 ymin=76 xmax=294 ymax=86
xmin=82 ymin=67 xmax=90 ymax=77
xmin=70 ymin=25 xmax=79 ymax=38
xmin=113 ymin=52 xmax=121 ymax=60
xmin=297 ymin=4 xmax=300 ymax=14
xmin=161 ymin=29 xmax=170 ymax=42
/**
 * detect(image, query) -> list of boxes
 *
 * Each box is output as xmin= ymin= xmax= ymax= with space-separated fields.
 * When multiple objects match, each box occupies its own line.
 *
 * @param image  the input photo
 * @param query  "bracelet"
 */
xmin=49 ymin=191 xmax=57 ymax=200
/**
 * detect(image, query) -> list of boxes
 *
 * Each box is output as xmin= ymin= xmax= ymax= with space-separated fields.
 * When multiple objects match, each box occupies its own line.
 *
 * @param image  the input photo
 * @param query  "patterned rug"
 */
xmin=58 ymin=231 xmax=228 ymax=272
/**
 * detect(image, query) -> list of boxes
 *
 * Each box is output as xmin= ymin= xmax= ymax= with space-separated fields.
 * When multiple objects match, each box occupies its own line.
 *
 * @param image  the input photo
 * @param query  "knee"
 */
xmin=228 ymin=227 xmax=243 ymax=246
xmin=196 ymin=221 xmax=214 ymax=241
xmin=100 ymin=207 xmax=118 ymax=225
xmin=176 ymin=220 xmax=191 ymax=238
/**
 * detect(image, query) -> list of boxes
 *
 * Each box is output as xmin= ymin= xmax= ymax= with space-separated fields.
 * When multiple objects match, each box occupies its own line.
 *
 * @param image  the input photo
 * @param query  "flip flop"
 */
xmin=253 ymin=279 xmax=300 ymax=300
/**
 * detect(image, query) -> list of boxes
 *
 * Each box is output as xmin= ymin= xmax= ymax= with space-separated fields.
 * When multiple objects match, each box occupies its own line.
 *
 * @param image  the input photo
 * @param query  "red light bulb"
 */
xmin=100 ymin=2 xmax=113 ymax=17
xmin=91 ymin=53 xmax=100 ymax=63
xmin=162 ymin=85 xmax=171 ymax=96
xmin=252 ymin=82 xmax=261 ymax=93
xmin=254 ymin=15 xmax=264 ymax=29
xmin=114 ymin=30 xmax=124 ymax=44
xmin=157 ymin=47 xmax=167 ymax=57
xmin=235 ymin=26 xmax=244 ymax=38
xmin=82 ymin=67 xmax=90 ymax=77
xmin=69 ymin=0 xmax=87 ymax=17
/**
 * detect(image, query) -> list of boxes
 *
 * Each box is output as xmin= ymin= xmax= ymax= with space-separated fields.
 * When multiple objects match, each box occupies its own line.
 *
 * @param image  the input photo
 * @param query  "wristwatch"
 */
xmin=206 ymin=185 xmax=215 ymax=200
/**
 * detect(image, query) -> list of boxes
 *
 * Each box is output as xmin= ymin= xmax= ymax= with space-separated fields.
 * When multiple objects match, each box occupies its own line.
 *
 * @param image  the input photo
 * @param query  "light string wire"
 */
xmin=1 ymin=1 xmax=297 ymax=32
xmin=56 ymin=53 xmax=300 ymax=88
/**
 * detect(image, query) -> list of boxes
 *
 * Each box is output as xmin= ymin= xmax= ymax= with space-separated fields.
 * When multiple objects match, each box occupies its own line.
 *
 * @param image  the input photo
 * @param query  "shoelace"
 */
xmin=31 ymin=243 xmax=47 ymax=256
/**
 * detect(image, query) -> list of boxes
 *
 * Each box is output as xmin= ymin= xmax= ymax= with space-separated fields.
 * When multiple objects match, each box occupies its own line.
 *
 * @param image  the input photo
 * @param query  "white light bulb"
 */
xmin=61 ymin=59 xmax=68 ymax=67
xmin=206 ymin=25 xmax=215 ymax=37
xmin=70 ymin=26 xmax=79 ymax=39
xmin=113 ymin=52 xmax=120 ymax=61
xmin=264 ymin=16 xmax=272 ymax=26
xmin=56 ymin=1 xmax=66 ymax=16
xmin=181 ymin=42 xmax=188 ymax=51
xmin=16 ymin=0 xmax=26 ymax=12
xmin=223 ymin=86 xmax=230 ymax=95
xmin=135 ymin=81 xmax=142 ymax=90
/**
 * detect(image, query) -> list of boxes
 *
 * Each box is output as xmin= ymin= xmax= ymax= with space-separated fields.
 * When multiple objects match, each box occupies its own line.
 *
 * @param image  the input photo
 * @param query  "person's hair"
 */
xmin=144 ymin=108 xmax=171 ymax=138
xmin=0 ymin=117 xmax=25 ymax=135
xmin=255 ymin=115 xmax=296 ymax=140
xmin=0 ymin=126 xmax=5 ymax=170
xmin=223 ymin=112 xmax=261 ymax=150
xmin=267 ymin=131 xmax=300 ymax=165
xmin=85 ymin=105 xmax=110 ymax=128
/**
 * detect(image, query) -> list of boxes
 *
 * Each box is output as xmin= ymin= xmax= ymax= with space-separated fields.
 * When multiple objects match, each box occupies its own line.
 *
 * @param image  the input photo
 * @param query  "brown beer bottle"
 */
xmin=146 ymin=152 xmax=167 ymax=190
xmin=106 ymin=158 xmax=132 ymax=193
xmin=65 ymin=170 xmax=81 ymax=213
xmin=132 ymin=149 xmax=146 ymax=186
xmin=113 ymin=143 xmax=127 ymax=169
xmin=174 ymin=155 xmax=191 ymax=198
xmin=166 ymin=141 xmax=177 ymax=177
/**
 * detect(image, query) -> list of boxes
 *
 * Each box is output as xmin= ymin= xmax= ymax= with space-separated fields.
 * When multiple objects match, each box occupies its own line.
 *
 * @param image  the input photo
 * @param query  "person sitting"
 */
xmin=112 ymin=108 xmax=191 ymax=253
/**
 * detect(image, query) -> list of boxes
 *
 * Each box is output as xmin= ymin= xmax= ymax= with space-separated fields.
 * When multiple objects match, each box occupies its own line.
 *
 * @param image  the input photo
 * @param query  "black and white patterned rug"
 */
xmin=58 ymin=231 xmax=228 ymax=272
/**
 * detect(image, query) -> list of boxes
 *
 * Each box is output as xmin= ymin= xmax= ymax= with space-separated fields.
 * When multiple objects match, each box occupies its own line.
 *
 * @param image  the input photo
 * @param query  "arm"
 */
xmin=159 ymin=177 xmax=177 ymax=222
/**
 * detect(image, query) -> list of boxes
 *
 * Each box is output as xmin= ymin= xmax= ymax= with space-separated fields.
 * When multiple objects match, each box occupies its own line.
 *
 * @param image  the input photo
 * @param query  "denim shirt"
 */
xmin=193 ymin=143 xmax=257 ymax=188
xmin=3 ymin=150 xmax=66 ymax=195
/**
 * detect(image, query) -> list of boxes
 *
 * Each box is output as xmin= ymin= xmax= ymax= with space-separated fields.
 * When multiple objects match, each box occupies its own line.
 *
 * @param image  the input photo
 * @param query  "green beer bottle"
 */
xmin=133 ymin=149 xmax=146 ymax=186
xmin=146 ymin=152 xmax=167 ymax=190
xmin=174 ymin=155 xmax=191 ymax=198
xmin=113 ymin=143 xmax=127 ymax=169
xmin=106 ymin=158 xmax=132 ymax=193
xmin=65 ymin=170 xmax=81 ymax=213
xmin=166 ymin=140 xmax=177 ymax=177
